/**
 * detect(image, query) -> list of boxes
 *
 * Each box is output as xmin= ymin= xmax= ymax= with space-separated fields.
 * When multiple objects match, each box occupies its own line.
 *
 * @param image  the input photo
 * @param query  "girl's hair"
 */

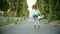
xmin=32 ymin=5 xmax=38 ymax=9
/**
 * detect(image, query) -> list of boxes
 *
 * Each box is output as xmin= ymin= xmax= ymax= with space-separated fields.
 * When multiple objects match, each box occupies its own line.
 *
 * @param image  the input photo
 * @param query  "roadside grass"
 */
xmin=43 ymin=19 xmax=60 ymax=26
xmin=0 ymin=17 xmax=21 ymax=26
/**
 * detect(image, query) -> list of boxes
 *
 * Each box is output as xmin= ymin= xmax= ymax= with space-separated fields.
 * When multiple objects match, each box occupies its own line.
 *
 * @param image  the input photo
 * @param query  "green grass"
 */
xmin=43 ymin=19 xmax=49 ymax=24
xmin=52 ymin=20 xmax=60 ymax=24
xmin=43 ymin=19 xmax=60 ymax=25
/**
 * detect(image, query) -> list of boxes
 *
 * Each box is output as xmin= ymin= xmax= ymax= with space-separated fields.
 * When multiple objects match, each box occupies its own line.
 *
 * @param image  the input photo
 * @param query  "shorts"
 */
xmin=33 ymin=15 xmax=38 ymax=19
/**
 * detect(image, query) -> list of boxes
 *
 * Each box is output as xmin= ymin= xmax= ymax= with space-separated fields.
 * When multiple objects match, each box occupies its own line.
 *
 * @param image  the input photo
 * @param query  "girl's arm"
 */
xmin=38 ymin=10 xmax=41 ymax=16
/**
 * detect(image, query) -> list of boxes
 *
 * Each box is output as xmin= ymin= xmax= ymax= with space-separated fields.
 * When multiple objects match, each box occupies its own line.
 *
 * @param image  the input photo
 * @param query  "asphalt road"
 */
xmin=0 ymin=18 xmax=60 ymax=34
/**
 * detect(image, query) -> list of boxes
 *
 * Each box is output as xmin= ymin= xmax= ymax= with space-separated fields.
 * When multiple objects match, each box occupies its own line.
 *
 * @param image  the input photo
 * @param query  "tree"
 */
xmin=50 ymin=0 xmax=60 ymax=20
xmin=36 ymin=0 xmax=60 ymax=23
xmin=6 ymin=0 xmax=18 ymax=17
xmin=0 ymin=0 xmax=9 ymax=16
xmin=0 ymin=0 xmax=29 ymax=18
xmin=16 ymin=0 xmax=29 ymax=18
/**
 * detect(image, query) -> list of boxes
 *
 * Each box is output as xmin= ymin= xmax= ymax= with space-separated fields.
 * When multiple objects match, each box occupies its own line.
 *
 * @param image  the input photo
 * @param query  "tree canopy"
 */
xmin=36 ymin=0 xmax=60 ymax=21
xmin=0 ymin=0 xmax=29 ymax=18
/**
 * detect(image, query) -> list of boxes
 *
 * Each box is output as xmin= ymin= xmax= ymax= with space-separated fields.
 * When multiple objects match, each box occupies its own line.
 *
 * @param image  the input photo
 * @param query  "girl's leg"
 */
xmin=33 ymin=19 xmax=37 ymax=27
xmin=36 ymin=19 xmax=40 ymax=28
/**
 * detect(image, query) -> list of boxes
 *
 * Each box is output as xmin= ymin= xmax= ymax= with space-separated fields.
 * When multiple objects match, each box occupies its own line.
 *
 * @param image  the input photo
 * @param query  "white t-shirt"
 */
xmin=32 ymin=9 xmax=40 ymax=15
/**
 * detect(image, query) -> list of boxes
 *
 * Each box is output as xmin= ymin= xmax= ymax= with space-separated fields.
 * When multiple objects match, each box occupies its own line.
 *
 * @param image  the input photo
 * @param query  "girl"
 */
xmin=32 ymin=5 xmax=41 ymax=28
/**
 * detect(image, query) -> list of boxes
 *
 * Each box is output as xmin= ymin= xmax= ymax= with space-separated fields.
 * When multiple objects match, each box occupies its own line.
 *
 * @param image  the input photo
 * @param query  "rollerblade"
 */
xmin=38 ymin=25 xmax=40 ymax=28
xmin=34 ymin=25 xmax=36 ymax=28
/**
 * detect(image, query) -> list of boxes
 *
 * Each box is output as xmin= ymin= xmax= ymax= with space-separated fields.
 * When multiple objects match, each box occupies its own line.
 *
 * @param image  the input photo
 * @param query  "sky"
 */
xmin=27 ymin=0 xmax=37 ymax=18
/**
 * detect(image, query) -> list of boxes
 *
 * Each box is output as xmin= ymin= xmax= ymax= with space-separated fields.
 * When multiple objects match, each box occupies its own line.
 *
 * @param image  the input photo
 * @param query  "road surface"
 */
xmin=0 ymin=18 xmax=60 ymax=34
